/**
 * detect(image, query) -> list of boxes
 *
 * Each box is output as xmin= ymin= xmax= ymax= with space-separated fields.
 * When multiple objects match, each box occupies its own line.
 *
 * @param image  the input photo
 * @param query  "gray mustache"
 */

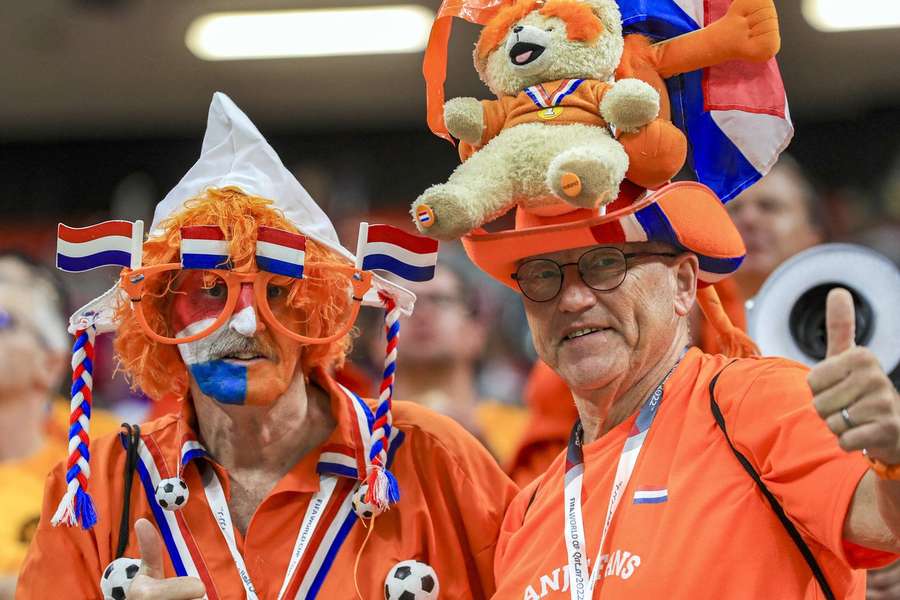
xmin=207 ymin=330 xmax=275 ymax=361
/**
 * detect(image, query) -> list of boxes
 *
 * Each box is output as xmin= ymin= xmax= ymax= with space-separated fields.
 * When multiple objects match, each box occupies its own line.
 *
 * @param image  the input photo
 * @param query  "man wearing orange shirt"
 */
xmin=17 ymin=93 xmax=517 ymax=599
xmin=457 ymin=181 xmax=900 ymax=598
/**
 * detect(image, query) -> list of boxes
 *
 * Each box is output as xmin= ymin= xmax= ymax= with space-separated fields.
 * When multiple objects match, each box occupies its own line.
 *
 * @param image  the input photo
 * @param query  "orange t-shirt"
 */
xmin=494 ymin=348 xmax=896 ymax=599
xmin=18 ymin=372 xmax=518 ymax=599
xmin=479 ymin=79 xmax=610 ymax=147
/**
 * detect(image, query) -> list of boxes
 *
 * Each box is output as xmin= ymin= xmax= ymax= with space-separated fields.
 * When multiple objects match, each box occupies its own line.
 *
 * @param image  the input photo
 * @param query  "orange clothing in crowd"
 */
xmin=478 ymin=79 xmax=610 ymax=146
xmin=0 ymin=401 xmax=119 ymax=578
xmin=494 ymin=348 xmax=896 ymax=599
xmin=697 ymin=277 xmax=747 ymax=355
xmin=18 ymin=372 xmax=518 ymax=599
xmin=506 ymin=361 xmax=577 ymax=487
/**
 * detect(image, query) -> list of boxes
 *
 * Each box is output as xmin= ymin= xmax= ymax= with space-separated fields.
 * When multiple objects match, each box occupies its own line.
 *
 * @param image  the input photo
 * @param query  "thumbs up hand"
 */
xmin=809 ymin=289 xmax=900 ymax=465
xmin=127 ymin=519 xmax=206 ymax=600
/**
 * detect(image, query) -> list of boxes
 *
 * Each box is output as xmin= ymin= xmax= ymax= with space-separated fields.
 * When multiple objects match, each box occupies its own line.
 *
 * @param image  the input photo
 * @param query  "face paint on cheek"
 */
xmin=177 ymin=317 xmax=251 ymax=406
xmin=188 ymin=360 xmax=248 ymax=405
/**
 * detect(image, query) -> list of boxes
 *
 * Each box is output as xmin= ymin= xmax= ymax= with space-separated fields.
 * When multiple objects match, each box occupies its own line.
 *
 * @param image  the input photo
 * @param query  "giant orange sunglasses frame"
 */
xmin=119 ymin=262 xmax=373 ymax=346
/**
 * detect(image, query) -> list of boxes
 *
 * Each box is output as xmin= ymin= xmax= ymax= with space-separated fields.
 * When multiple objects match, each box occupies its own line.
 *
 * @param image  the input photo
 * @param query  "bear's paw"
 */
xmin=547 ymin=146 xmax=628 ymax=209
xmin=600 ymin=79 xmax=660 ymax=133
xmin=444 ymin=97 xmax=485 ymax=146
xmin=411 ymin=184 xmax=482 ymax=240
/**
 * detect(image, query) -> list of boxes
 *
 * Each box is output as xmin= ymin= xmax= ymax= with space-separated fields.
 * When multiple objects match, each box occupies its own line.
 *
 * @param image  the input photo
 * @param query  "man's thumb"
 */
xmin=135 ymin=518 xmax=165 ymax=579
xmin=826 ymin=287 xmax=856 ymax=358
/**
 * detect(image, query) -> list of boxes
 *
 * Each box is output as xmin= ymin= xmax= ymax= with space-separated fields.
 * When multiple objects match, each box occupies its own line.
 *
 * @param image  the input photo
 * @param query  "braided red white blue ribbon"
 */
xmin=51 ymin=325 xmax=98 ymax=529
xmin=365 ymin=292 xmax=400 ymax=510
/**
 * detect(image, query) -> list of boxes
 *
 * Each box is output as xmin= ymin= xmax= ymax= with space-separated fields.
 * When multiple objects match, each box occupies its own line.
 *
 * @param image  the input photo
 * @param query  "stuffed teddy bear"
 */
xmin=411 ymin=0 xmax=687 ymax=240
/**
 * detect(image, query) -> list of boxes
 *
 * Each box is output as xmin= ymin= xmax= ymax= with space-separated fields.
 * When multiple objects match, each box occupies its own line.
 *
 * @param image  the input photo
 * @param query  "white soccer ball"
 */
xmin=100 ymin=557 xmax=141 ymax=600
xmin=155 ymin=477 xmax=188 ymax=511
xmin=352 ymin=483 xmax=382 ymax=520
xmin=384 ymin=560 xmax=439 ymax=600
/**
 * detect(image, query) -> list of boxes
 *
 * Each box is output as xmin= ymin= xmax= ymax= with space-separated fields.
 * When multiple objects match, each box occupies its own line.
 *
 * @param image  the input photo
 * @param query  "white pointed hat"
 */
xmin=69 ymin=92 xmax=414 ymax=333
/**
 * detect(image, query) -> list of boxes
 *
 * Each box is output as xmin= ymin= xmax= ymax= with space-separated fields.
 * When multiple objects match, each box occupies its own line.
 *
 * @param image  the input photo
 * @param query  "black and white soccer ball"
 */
xmin=384 ymin=560 xmax=439 ymax=600
xmin=100 ymin=557 xmax=141 ymax=600
xmin=351 ymin=483 xmax=382 ymax=520
xmin=155 ymin=477 xmax=188 ymax=511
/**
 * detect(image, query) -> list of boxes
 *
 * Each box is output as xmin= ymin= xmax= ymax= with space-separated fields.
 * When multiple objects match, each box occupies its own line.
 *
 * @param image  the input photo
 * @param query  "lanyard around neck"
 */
xmin=563 ymin=366 xmax=676 ymax=600
xmin=202 ymin=465 xmax=339 ymax=600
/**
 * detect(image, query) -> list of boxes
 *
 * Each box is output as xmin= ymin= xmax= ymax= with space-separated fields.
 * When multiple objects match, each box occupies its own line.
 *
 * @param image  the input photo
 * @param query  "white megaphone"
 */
xmin=747 ymin=243 xmax=900 ymax=374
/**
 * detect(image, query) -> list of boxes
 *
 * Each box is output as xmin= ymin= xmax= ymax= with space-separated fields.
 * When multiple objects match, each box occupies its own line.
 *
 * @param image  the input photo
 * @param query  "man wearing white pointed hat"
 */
xmin=17 ymin=93 xmax=517 ymax=599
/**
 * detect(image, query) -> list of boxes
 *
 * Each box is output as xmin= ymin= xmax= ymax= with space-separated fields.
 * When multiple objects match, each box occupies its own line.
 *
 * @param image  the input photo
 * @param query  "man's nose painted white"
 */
xmin=230 ymin=284 xmax=259 ymax=337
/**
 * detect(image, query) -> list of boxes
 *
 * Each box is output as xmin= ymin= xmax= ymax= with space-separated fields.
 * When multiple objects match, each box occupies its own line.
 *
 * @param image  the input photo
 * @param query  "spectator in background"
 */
xmin=690 ymin=155 xmax=826 ymax=355
xmin=0 ymin=252 xmax=118 ymax=599
xmin=380 ymin=251 xmax=528 ymax=464
xmin=727 ymin=154 xmax=826 ymax=300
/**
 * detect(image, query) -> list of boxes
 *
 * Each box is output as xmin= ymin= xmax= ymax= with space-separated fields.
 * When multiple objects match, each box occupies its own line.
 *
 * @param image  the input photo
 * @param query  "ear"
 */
xmin=672 ymin=253 xmax=699 ymax=317
xmin=574 ymin=0 xmax=622 ymax=37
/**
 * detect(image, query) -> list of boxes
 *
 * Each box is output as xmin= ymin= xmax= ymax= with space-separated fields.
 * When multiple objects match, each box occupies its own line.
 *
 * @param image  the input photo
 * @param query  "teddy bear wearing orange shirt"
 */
xmin=411 ymin=0 xmax=687 ymax=240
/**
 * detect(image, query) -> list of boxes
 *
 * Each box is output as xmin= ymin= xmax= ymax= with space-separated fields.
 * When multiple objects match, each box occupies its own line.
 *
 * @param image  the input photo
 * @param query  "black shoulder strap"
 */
xmin=116 ymin=423 xmax=141 ymax=558
xmin=709 ymin=365 xmax=836 ymax=600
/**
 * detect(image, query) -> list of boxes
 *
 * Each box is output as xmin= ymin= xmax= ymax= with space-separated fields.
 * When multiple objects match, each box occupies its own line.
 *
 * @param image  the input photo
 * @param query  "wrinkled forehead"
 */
xmin=518 ymin=241 xmax=680 ymax=264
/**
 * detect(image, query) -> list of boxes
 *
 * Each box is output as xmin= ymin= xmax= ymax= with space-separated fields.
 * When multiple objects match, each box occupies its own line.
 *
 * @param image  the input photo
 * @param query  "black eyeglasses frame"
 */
xmin=510 ymin=247 xmax=680 ymax=302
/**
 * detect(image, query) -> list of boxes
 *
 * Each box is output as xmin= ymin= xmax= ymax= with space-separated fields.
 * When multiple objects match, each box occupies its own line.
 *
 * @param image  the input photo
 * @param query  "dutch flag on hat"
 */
xmin=180 ymin=225 xmax=231 ymax=270
xmin=56 ymin=220 xmax=143 ymax=272
xmin=255 ymin=226 xmax=306 ymax=278
xmin=617 ymin=0 xmax=793 ymax=201
xmin=356 ymin=223 xmax=438 ymax=283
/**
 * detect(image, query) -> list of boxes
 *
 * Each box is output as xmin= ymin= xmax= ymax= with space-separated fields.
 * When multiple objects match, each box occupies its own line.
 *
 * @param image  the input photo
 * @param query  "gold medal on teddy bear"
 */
xmin=537 ymin=107 xmax=564 ymax=120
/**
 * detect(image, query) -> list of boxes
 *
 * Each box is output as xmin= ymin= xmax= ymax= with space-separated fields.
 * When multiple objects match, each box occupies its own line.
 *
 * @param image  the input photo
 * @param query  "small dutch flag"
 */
xmin=56 ymin=220 xmax=143 ymax=272
xmin=255 ymin=226 xmax=306 ymax=279
xmin=355 ymin=223 xmax=438 ymax=283
xmin=180 ymin=226 xmax=231 ymax=270
xmin=633 ymin=486 xmax=668 ymax=504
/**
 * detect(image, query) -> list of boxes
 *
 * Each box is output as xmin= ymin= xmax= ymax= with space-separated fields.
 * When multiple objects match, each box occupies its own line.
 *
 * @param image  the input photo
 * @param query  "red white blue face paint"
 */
xmin=171 ymin=274 xmax=301 ymax=406
xmin=173 ymin=277 xmax=253 ymax=405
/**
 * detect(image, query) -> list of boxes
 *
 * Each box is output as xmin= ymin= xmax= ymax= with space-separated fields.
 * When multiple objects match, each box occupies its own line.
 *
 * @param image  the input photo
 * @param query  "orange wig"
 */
xmin=113 ymin=187 xmax=355 ymax=401
xmin=476 ymin=0 xmax=603 ymax=60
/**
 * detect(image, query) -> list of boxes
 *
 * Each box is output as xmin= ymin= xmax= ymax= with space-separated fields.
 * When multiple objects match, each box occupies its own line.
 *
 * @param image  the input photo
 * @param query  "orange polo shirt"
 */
xmin=18 ymin=371 xmax=518 ymax=599
xmin=494 ymin=348 xmax=897 ymax=599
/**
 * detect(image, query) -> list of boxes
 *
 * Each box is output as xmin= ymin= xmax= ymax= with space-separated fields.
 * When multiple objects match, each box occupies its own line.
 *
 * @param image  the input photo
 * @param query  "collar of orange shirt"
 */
xmin=143 ymin=367 xmax=373 ymax=499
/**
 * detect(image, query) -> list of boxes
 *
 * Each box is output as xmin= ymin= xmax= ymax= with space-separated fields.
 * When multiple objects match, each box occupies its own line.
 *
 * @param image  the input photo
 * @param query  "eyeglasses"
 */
xmin=119 ymin=263 xmax=373 ymax=345
xmin=511 ymin=247 xmax=678 ymax=302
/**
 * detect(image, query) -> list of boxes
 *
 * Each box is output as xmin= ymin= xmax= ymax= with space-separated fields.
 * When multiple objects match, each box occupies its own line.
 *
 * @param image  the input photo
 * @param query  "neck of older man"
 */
xmin=191 ymin=368 xmax=336 ymax=534
xmin=573 ymin=328 xmax=689 ymax=445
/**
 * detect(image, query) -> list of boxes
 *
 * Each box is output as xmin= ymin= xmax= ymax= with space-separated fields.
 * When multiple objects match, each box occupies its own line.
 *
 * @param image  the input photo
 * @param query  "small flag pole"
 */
xmin=354 ymin=222 xmax=369 ymax=271
xmin=130 ymin=220 xmax=144 ymax=270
